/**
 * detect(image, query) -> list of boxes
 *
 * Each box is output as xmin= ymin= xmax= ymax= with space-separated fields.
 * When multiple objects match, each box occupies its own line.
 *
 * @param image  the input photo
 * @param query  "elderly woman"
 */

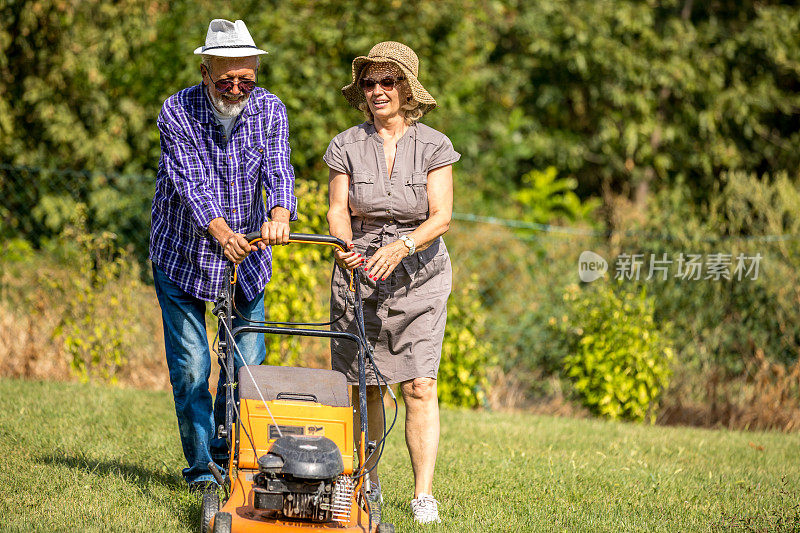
xmin=324 ymin=42 xmax=459 ymax=525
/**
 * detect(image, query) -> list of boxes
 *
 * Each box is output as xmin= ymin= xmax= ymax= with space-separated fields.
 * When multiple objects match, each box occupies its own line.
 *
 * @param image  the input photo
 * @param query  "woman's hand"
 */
xmin=334 ymin=241 xmax=364 ymax=270
xmin=364 ymin=240 xmax=408 ymax=281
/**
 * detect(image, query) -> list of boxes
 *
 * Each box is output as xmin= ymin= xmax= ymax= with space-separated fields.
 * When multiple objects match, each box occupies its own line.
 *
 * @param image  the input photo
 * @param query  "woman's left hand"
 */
xmin=364 ymin=240 xmax=408 ymax=281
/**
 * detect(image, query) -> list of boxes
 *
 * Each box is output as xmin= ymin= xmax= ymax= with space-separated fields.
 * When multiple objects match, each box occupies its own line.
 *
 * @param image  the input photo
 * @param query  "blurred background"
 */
xmin=2 ymin=0 xmax=799 ymax=430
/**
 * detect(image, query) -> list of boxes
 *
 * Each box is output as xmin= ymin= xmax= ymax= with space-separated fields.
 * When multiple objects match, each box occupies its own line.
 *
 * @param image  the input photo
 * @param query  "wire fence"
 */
xmin=3 ymin=163 xmax=800 ymax=409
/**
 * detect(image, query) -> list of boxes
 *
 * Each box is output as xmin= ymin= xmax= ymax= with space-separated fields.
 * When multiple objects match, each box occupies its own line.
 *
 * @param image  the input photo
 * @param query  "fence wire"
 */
xmin=3 ymin=164 xmax=800 ymax=404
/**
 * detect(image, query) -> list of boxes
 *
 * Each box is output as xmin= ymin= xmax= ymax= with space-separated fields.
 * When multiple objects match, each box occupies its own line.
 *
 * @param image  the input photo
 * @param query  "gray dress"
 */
xmin=323 ymin=122 xmax=460 ymax=385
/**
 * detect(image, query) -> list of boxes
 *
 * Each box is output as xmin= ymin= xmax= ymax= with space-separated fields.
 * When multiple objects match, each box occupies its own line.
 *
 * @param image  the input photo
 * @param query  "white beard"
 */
xmin=207 ymin=87 xmax=249 ymax=118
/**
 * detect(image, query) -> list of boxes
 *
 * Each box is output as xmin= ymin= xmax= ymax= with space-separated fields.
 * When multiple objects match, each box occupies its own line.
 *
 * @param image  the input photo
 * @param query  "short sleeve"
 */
xmin=323 ymin=135 xmax=348 ymax=174
xmin=427 ymin=134 xmax=461 ymax=172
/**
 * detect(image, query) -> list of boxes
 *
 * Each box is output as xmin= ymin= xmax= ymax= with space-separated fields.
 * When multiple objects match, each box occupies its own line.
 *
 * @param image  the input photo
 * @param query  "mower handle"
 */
xmin=234 ymin=231 xmax=355 ymax=290
xmin=244 ymin=231 xmax=349 ymax=253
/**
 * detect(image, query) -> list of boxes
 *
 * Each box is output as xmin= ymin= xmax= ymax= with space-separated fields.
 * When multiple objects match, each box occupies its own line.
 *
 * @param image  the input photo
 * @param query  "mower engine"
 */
xmin=253 ymin=435 xmax=353 ymax=522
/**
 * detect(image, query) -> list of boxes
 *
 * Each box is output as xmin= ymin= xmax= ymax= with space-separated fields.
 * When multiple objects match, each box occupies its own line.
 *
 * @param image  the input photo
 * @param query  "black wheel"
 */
xmin=377 ymin=524 xmax=395 ymax=533
xmin=200 ymin=491 xmax=220 ymax=533
xmin=213 ymin=512 xmax=232 ymax=533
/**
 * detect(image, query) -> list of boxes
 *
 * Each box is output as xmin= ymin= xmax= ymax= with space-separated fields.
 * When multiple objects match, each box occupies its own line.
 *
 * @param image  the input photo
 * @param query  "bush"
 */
xmin=51 ymin=208 xmax=144 ymax=384
xmin=262 ymin=179 xmax=330 ymax=366
xmin=612 ymin=174 xmax=800 ymax=395
xmin=438 ymin=274 xmax=495 ymax=408
xmin=559 ymin=282 xmax=674 ymax=422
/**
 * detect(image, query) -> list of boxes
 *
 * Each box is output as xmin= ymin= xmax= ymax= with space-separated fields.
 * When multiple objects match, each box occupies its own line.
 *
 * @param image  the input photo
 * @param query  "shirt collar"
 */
xmin=365 ymin=121 xmax=416 ymax=144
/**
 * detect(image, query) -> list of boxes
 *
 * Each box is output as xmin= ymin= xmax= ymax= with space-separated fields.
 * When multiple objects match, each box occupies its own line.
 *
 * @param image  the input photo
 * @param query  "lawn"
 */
xmin=0 ymin=379 xmax=798 ymax=532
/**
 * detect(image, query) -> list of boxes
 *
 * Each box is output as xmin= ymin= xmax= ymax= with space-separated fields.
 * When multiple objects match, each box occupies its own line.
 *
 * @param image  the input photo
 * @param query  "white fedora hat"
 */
xmin=193 ymin=19 xmax=268 ymax=57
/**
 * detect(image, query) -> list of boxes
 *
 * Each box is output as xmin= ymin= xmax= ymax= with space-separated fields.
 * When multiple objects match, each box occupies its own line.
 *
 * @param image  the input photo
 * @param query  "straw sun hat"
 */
xmin=342 ymin=41 xmax=437 ymax=115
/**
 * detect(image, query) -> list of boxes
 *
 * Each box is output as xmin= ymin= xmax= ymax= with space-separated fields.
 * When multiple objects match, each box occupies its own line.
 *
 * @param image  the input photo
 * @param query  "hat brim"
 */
xmin=342 ymin=56 xmax=436 ymax=116
xmin=193 ymin=46 xmax=269 ymax=57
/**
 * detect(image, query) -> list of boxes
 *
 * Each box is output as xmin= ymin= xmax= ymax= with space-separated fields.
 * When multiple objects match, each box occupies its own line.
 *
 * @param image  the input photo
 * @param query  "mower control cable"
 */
xmin=359 ymin=350 xmax=398 ymax=479
xmin=218 ymin=316 xmax=285 ymax=440
xmin=211 ymin=325 xmax=261 ymax=461
xmin=343 ymin=265 xmax=399 ymax=481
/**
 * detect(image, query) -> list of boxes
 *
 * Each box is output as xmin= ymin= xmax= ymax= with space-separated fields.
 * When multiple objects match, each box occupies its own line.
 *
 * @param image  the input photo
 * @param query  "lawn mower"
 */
xmin=201 ymin=232 xmax=396 ymax=533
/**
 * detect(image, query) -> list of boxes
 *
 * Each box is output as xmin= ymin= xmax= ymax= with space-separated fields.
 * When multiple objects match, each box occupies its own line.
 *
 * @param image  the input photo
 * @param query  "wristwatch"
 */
xmin=400 ymin=235 xmax=416 ymax=256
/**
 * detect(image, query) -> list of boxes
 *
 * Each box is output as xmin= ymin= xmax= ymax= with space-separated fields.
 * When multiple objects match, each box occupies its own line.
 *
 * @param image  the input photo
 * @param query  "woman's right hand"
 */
xmin=334 ymin=241 xmax=364 ymax=270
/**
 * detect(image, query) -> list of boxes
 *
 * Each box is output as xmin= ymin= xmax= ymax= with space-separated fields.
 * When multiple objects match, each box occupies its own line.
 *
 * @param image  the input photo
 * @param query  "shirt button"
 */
xmin=387 ymin=191 xmax=392 ymax=196
xmin=231 ymin=208 xmax=237 ymax=213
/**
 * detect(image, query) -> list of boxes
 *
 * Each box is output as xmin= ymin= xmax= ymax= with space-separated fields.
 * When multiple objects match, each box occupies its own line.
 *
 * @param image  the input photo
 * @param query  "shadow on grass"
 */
xmin=38 ymin=452 xmax=198 ymax=530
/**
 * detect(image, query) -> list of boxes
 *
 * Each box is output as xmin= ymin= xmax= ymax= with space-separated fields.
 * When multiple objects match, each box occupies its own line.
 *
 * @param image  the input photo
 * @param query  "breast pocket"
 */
xmin=403 ymin=171 xmax=429 ymax=218
xmin=241 ymin=145 xmax=265 ymax=183
xmin=349 ymin=171 xmax=375 ymax=216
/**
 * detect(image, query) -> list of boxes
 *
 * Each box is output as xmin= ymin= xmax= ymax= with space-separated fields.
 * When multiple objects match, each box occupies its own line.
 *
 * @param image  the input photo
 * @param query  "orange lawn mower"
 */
xmin=201 ymin=233 xmax=397 ymax=533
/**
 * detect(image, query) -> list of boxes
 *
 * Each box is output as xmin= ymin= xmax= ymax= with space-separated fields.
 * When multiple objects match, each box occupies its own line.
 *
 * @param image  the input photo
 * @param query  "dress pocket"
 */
xmin=402 ymin=240 xmax=450 ymax=294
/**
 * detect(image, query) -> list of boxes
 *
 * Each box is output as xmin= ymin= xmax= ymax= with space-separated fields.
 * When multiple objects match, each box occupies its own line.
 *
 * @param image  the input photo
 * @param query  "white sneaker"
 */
xmin=411 ymin=493 xmax=441 ymax=524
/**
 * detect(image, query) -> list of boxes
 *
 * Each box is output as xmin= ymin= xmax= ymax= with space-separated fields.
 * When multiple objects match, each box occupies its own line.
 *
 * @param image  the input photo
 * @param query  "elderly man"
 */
xmin=149 ymin=19 xmax=297 ymax=492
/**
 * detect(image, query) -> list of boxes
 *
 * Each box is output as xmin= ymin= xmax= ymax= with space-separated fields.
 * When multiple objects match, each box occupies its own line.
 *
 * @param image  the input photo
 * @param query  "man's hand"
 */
xmin=263 ymin=206 xmax=291 ymax=245
xmin=209 ymin=217 xmax=257 ymax=264
xmin=222 ymin=233 xmax=256 ymax=264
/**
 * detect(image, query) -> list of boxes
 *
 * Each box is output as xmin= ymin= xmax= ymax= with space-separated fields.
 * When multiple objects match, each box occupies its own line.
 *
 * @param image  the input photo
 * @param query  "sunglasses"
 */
xmin=203 ymin=66 xmax=257 ymax=94
xmin=359 ymin=76 xmax=405 ymax=91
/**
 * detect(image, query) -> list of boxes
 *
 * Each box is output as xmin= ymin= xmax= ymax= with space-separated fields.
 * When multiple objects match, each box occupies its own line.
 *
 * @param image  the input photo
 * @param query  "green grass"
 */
xmin=1 ymin=379 xmax=798 ymax=532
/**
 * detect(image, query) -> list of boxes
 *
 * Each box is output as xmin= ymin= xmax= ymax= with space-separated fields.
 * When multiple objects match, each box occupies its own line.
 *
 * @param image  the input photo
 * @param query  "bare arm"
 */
xmin=406 ymin=164 xmax=453 ymax=252
xmin=365 ymin=164 xmax=453 ymax=280
xmin=327 ymin=169 xmax=362 ymax=269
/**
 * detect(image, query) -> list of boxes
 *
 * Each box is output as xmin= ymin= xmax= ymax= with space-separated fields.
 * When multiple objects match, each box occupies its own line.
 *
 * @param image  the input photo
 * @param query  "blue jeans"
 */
xmin=152 ymin=264 xmax=266 ymax=484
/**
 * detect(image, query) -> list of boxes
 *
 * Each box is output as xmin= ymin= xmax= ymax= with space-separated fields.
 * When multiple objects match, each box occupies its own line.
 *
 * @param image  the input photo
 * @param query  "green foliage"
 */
xmin=5 ymin=0 xmax=800 ymax=415
xmin=262 ymin=179 xmax=329 ymax=366
xmin=0 ymin=0 xmax=162 ymax=171
xmin=480 ymin=1 xmax=800 ymax=201
xmin=512 ymin=166 xmax=601 ymax=225
xmin=5 ymin=1 xmax=800 ymax=213
xmin=50 ymin=208 xmax=143 ymax=384
xmin=0 ymin=239 xmax=34 ymax=263
xmin=611 ymin=171 xmax=800 ymax=389
xmin=438 ymin=275 xmax=495 ymax=408
xmin=559 ymin=283 xmax=673 ymax=422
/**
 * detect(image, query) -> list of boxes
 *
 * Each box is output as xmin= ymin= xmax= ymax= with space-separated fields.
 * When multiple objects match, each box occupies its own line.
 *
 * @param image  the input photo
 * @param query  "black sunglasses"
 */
xmin=359 ymin=76 xmax=405 ymax=91
xmin=202 ymin=65 xmax=257 ymax=94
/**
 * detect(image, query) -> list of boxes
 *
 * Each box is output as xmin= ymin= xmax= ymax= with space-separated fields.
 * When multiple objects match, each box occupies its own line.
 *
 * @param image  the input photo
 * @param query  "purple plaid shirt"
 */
xmin=150 ymin=83 xmax=297 ymax=302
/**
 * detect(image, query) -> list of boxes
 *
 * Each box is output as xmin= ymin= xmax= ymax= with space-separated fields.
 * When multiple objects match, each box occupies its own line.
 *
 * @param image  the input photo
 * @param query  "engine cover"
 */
xmin=260 ymin=435 xmax=344 ymax=480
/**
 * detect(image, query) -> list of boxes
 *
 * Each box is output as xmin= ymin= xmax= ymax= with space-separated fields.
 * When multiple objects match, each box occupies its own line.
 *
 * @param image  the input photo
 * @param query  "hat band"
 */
xmin=202 ymin=44 xmax=259 ymax=51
